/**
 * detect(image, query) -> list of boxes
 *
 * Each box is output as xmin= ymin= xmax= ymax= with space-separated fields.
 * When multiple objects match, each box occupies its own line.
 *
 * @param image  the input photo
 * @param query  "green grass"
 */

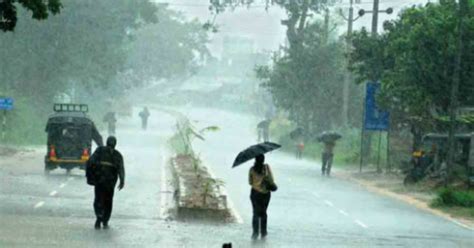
xmin=432 ymin=188 xmax=474 ymax=208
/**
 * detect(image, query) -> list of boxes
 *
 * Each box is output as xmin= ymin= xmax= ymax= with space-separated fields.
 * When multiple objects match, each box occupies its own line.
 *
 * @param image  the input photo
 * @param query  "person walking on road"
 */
xmin=138 ymin=107 xmax=150 ymax=130
xmin=249 ymin=154 xmax=275 ymax=240
xmin=321 ymin=140 xmax=335 ymax=176
xmin=88 ymin=136 xmax=125 ymax=229
xmin=103 ymin=112 xmax=117 ymax=136
xmin=257 ymin=120 xmax=271 ymax=142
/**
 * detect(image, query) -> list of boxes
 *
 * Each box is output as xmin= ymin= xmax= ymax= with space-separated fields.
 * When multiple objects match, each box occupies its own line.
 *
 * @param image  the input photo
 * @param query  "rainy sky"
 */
xmin=156 ymin=0 xmax=430 ymax=57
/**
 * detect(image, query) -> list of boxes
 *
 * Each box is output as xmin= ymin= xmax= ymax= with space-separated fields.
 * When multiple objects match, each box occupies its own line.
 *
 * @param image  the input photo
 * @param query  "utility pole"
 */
xmin=358 ymin=4 xmax=393 ymax=36
xmin=340 ymin=0 xmax=359 ymax=126
xmin=446 ymin=0 xmax=468 ymax=185
xmin=371 ymin=0 xmax=379 ymax=36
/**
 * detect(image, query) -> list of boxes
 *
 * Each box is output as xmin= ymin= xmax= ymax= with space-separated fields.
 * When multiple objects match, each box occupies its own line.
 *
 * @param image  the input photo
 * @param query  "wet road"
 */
xmin=0 ymin=107 xmax=473 ymax=247
xmin=186 ymin=107 xmax=474 ymax=247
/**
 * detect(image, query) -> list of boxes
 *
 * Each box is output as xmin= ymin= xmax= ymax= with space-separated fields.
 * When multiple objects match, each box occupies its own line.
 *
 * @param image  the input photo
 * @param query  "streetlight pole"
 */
xmin=371 ymin=0 xmax=380 ymax=36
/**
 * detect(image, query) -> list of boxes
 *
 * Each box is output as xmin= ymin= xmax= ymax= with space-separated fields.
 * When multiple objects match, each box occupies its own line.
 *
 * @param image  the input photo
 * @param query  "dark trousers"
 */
xmin=250 ymin=189 xmax=271 ymax=235
xmin=322 ymin=152 xmax=333 ymax=175
xmin=141 ymin=119 xmax=148 ymax=130
xmin=94 ymin=185 xmax=115 ymax=224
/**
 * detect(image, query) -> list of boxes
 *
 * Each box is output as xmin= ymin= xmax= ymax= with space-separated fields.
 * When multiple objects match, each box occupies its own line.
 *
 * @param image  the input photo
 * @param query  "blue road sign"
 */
xmin=364 ymin=83 xmax=389 ymax=131
xmin=0 ymin=97 xmax=14 ymax=111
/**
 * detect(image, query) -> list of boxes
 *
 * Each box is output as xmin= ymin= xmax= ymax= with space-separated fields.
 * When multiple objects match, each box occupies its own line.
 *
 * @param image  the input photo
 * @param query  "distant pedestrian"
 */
xmin=249 ymin=154 xmax=275 ymax=240
xmin=138 ymin=107 xmax=150 ymax=130
xmin=296 ymin=142 xmax=304 ymax=159
xmin=321 ymin=140 xmax=335 ymax=176
xmin=257 ymin=120 xmax=271 ymax=142
xmin=87 ymin=136 xmax=125 ymax=229
xmin=103 ymin=112 xmax=117 ymax=136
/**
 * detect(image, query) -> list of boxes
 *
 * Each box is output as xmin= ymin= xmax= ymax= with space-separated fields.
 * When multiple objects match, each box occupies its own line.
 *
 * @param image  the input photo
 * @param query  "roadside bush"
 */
xmin=432 ymin=188 xmax=474 ymax=208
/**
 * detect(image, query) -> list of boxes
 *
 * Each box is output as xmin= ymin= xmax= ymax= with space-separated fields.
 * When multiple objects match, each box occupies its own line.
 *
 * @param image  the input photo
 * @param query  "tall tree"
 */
xmin=0 ymin=0 xmax=158 ymax=104
xmin=349 ymin=0 xmax=474 ymax=144
xmin=256 ymin=20 xmax=352 ymax=133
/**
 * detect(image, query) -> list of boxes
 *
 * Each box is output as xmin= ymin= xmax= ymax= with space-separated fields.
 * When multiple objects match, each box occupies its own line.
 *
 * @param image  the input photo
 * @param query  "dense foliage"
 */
xmin=256 ymin=20 xmax=361 ymax=133
xmin=0 ymin=0 xmax=209 ymax=144
xmin=0 ymin=0 xmax=62 ymax=32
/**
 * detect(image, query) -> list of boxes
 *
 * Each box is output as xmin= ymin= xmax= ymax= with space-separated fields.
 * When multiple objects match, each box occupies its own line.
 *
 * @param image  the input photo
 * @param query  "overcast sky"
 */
xmin=155 ymin=0 xmax=429 ymax=57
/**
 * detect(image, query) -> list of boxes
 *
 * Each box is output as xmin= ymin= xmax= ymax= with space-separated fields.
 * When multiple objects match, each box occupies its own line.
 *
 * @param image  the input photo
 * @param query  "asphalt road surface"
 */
xmin=0 ymin=107 xmax=472 ymax=247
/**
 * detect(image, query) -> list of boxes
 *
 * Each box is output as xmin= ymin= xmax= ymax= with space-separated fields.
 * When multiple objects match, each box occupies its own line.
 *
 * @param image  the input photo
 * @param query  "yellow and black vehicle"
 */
xmin=44 ymin=104 xmax=103 ymax=174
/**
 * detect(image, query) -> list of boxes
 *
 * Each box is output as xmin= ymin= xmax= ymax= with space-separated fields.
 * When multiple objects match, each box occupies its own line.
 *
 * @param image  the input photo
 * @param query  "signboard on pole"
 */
xmin=364 ymin=82 xmax=389 ymax=131
xmin=0 ymin=98 xmax=14 ymax=111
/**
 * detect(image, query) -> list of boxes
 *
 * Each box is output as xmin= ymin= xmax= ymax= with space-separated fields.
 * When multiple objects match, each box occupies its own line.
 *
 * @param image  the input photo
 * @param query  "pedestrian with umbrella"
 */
xmin=233 ymin=142 xmax=280 ymax=240
xmin=257 ymin=120 xmax=271 ymax=142
xmin=317 ymin=131 xmax=342 ymax=176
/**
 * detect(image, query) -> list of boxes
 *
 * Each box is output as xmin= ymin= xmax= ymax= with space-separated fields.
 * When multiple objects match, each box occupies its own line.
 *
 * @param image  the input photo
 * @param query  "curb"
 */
xmin=336 ymin=172 xmax=474 ymax=231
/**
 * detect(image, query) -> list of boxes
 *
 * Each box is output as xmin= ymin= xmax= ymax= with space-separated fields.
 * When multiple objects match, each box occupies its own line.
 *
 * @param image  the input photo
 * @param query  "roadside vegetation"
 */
xmin=432 ymin=188 xmax=474 ymax=218
xmin=0 ymin=0 xmax=209 ymax=146
xmin=167 ymin=115 xmax=228 ymax=217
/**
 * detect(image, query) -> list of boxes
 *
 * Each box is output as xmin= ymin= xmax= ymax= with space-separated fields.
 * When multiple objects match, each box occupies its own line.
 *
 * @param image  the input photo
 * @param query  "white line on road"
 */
xmin=68 ymin=177 xmax=74 ymax=181
xmin=59 ymin=183 xmax=67 ymax=188
xmin=324 ymin=200 xmax=334 ymax=207
xmin=355 ymin=220 xmax=368 ymax=229
xmin=34 ymin=201 xmax=45 ymax=208
xmin=339 ymin=210 xmax=349 ymax=216
xmin=450 ymin=219 xmax=474 ymax=231
xmin=49 ymin=190 xmax=58 ymax=197
xmin=312 ymin=193 xmax=320 ymax=198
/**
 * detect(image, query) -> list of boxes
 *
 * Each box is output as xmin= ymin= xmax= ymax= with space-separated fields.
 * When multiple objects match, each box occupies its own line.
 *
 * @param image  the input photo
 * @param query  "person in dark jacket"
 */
xmin=103 ymin=112 xmax=117 ymax=136
xmin=249 ymin=154 xmax=275 ymax=240
xmin=89 ymin=136 xmax=125 ymax=229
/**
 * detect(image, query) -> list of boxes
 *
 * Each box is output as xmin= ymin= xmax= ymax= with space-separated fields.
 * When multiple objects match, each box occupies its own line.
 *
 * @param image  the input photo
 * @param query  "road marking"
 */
xmin=49 ymin=190 xmax=58 ymax=197
xmin=450 ymin=219 xmax=474 ymax=231
xmin=339 ymin=210 xmax=349 ymax=216
xmin=324 ymin=200 xmax=334 ymax=207
xmin=68 ymin=177 xmax=74 ymax=181
xmin=59 ymin=183 xmax=67 ymax=188
xmin=34 ymin=201 xmax=45 ymax=208
xmin=355 ymin=220 xmax=368 ymax=229
xmin=312 ymin=193 xmax=320 ymax=198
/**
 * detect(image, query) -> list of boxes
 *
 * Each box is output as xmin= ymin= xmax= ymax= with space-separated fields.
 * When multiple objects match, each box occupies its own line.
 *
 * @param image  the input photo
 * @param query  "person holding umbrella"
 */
xmin=317 ymin=131 xmax=342 ymax=176
xmin=233 ymin=142 xmax=279 ymax=240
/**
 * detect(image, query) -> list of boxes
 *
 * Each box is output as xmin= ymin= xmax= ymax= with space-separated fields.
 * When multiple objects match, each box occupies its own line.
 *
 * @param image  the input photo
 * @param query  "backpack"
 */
xmin=85 ymin=147 xmax=104 ymax=186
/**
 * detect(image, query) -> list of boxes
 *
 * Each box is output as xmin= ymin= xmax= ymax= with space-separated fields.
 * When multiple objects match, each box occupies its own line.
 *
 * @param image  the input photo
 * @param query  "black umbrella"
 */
xmin=290 ymin=127 xmax=304 ymax=140
xmin=257 ymin=120 xmax=271 ymax=129
xmin=317 ymin=131 xmax=342 ymax=143
xmin=232 ymin=142 xmax=281 ymax=168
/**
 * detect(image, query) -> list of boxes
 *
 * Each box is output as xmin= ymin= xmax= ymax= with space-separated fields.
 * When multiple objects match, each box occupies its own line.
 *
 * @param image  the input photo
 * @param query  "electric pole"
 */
xmin=371 ymin=0 xmax=379 ymax=36
xmin=341 ymin=0 xmax=355 ymax=126
xmin=446 ymin=0 xmax=468 ymax=185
